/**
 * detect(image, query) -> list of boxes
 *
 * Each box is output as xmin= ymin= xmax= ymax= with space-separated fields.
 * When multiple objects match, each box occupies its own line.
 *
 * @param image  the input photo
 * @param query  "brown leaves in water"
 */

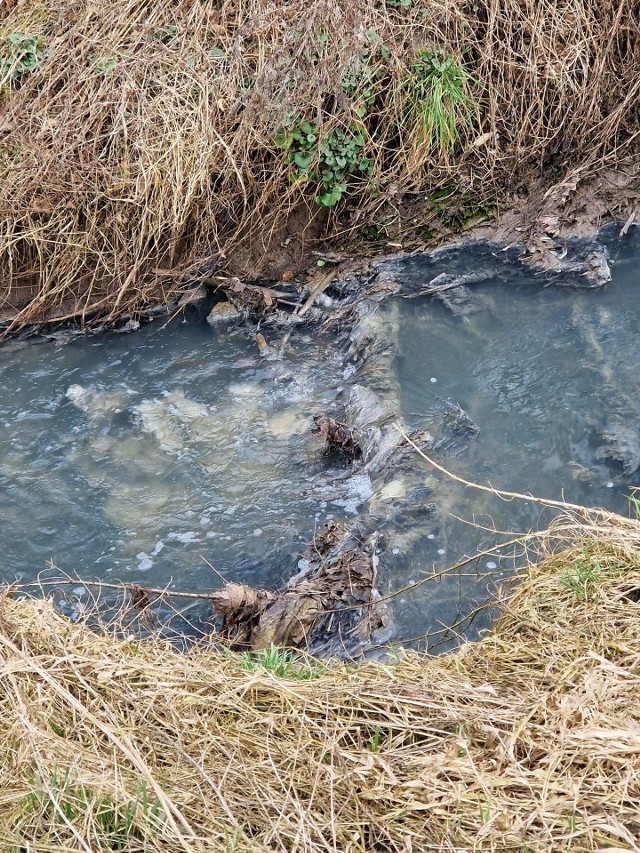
xmin=312 ymin=414 xmax=361 ymax=459
xmin=212 ymin=523 xmax=388 ymax=654
xmin=223 ymin=277 xmax=277 ymax=317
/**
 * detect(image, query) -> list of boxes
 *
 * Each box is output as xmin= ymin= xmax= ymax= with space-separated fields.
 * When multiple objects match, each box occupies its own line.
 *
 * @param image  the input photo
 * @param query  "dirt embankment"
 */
xmin=0 ymin=0 xmax=638 ymax=335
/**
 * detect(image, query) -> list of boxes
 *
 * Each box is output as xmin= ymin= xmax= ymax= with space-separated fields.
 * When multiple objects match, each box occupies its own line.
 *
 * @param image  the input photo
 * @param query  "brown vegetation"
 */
xmin=1 ymin=508 xmax=640 ymax=850
xmin=0 ymin=0 xmax=638 ymax=333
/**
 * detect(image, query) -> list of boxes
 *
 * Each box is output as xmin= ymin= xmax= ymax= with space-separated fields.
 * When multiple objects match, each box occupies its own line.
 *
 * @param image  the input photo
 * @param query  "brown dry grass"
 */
xmin=0 ymin=0 xmax=638 ymax=333
xmin=1 ymin=508 xmax=640 ymax=851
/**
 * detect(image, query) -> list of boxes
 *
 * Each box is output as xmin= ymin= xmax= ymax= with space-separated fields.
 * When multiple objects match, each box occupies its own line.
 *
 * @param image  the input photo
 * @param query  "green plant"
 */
xmin=276 ymin=119 xmax=373 ymax=207
xmin=0 ymin=33 xmax=45 ymax=84
xmin=403 ymin=50 xmax=477 ymax=156
xmin=479 ymin=794 xmax=492 ymax=825
xmin=93 ymin=55 xmax=117 ymax=75
xmin=559 ymin=549 xmax=625 ymax=602
xmin=224 ymin=824 xmax=246 ymax=852
xmin=629 ymin=489 xmax=640 ymax=520
xmin=23 ymin=772 xmax=162 ymax=851
xmin=317 ymin=127 xmax=372 ymax=206
xmin=242 ymin=644 xmax=319 ymax=679
xmin=367 ymin=725 xmax=382 ymax=752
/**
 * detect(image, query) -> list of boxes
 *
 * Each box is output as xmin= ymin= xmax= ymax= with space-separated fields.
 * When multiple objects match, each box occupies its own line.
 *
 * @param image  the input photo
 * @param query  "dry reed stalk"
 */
xmin=1 ymin=509 xmax=640 ymax=851
xmin=0 ymin=0 xmax=638 ymax=334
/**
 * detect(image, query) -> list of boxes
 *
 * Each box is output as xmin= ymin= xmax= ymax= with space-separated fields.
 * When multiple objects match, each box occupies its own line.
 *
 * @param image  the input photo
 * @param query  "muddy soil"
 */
xmin=1 ymin=159 xmax=638 ymax=335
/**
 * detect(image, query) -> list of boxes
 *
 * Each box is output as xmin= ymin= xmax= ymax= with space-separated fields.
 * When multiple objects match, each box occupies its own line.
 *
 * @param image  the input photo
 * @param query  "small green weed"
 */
xmin=560 ymin=548 xmax=625 ymax=602
xmin=153 ymin=25 xmax=177 ymax=44
xmin=367 ymin=725 xmax=382 ymax=752
xmin=479 ymin=794 xmax=492 ymax=825
xmin=92 ymin=55 xmax=118 ymax=75
xmin=23 ymin=772 xmax=162 ymax=851
xmin=0 ymin=33 xmax=45 ymax=84
xmin=403 ymin=50 xmax=477 ymax=156
xmin=629 ymin=489 xmax=640 ymax=521
xmin=223 ymin=823 xmax=246 ymax=852
xmin=276 ymin=119 xmax=373 ymax=207
xmin=242 ymin=644 xmax=320 ymax=679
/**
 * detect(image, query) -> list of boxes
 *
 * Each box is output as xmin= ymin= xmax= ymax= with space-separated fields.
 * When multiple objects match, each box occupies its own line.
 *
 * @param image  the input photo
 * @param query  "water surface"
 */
xmin=1 ymin=227 xmax=639 ymax=648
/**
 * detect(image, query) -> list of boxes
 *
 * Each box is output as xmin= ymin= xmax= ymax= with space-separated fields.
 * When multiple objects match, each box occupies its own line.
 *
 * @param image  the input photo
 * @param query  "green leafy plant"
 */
xmin=93 ymin=55 xmax=117 ymax=75
xmin=0 ymin=33 xmax=45 ymax=84
xmin=317 ymin=127 xmax=372 ymax=206
xmin=404 ymin=50 xmax=477 ymax=155
xmin=340 ymin=31 xmax=388 ymax=118
xmin=276 ymin=118 xmax=373 ymax=207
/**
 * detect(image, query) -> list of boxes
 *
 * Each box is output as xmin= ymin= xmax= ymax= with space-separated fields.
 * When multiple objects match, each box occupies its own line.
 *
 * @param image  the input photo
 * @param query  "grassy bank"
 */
xmin=1 ymin=0 xmax=638 ymax=332
xmin=1 ymin=509 xmax=640 ymax=851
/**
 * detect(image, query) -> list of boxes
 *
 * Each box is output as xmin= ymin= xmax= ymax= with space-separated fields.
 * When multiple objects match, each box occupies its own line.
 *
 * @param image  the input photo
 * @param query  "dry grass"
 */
xmin=0 ymin=0 xmax=638 ymax=333
xmin=1 ymin=508 xmax=640 ymax=851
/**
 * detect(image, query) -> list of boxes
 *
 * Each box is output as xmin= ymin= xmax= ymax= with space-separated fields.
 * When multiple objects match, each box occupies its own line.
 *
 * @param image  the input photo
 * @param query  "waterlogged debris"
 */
xmin=312 ymin=414 xmax=360 ymax=459
xmin=113 ymin=318 xmax=140 ymax=333
xmin=177 ymin=285 xmax=208 ymax=308
xmin=582 ymin=249 xmax=611 ymax=285
xmin=132 ymin=390 xmax=212 ymax=452
xmin=206 ymin=301 xmax=242 ymax=325
xmin=212 ymin=522 xmax=390 ymax=657
xmin=596 ymin=420 xmax=640 ymax=475
xmin=65 ymin=384 xmax=133 ymax=417
xmin=524 ymin=231 xmax=611 ymax=285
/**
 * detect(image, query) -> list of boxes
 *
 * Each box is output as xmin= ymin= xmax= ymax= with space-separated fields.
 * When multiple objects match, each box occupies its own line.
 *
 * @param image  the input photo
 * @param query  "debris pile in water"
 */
xmin=212 ymin=522 xmax=390 ymax=656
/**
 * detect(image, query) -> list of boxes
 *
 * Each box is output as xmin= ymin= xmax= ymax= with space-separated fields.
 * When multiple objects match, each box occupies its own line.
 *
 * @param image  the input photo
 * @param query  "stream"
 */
xmin=1 ymin=226 xmax=639 ymax=651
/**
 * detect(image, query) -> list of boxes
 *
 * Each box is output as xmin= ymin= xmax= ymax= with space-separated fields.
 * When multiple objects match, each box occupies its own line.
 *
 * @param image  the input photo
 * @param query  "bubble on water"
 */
xmin=430 ymin=377 xmax=437 ymax=383
xmin=167 ymin=531 xmax=199 ymax=544
xmin=72 ymin=586 xmax=87 ymax=597
xmin=136 ymin=552 xmax=153 ymax=571
xmin=427 ymin=534 xmax=435 ymax=540
xmin=486 ymin=561 xmax=497 ymax=569
xmin=606 ymin=481 xmax=614 ymax=488
xmin=437 ymin=548 xmax=446 ymax=555
xmin=253 ymin=528 xmax=263 ymax=536
xmin=392 ymin=548 xmax=400 ymax=555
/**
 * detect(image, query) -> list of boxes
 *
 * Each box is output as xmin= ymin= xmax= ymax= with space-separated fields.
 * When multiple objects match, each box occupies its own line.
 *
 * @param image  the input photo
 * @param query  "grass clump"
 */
xmin=18 ymin=772 xmax=163 ymax=852
xmin=403 ymin=49 xmax=478 ymax=160
xmin=1 ymin=508 xmax=640 ymax=850
xmin=241 ymin=643 xmax=321 ymax=679
xmin=559 ymin=544 xmax=626 ymax=602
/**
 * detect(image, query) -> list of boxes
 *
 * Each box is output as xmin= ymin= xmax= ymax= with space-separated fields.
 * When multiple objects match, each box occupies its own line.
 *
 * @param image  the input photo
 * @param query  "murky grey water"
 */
xmin=373 ymin=228 xmax=640 ymax=647
xmin=1 ymin=227 xmax=639 ymax=649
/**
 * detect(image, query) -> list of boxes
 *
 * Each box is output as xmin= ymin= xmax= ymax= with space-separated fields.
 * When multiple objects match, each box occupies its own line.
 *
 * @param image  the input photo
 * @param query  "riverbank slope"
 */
xmin=1 ymin=0 xmax=638 ymax=334
xmin=2 ymin=509 xmax=640 ymax=851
